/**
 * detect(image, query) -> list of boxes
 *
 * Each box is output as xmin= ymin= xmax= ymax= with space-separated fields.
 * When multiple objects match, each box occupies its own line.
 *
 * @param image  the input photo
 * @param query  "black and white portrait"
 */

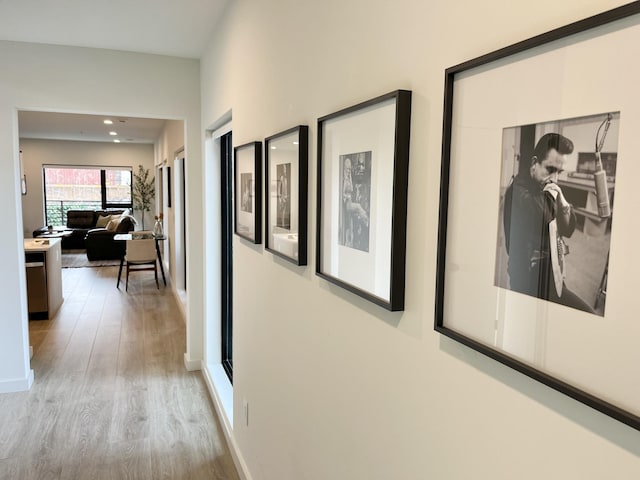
xmin=276 ymin=163 xmax=291 ymax=229
xmin=241 ymin=173 xmax=253 ymax=213
xmin=494 ymin=112 xmax=619 ymax=316
xmin=339 ymin=151 xmax=371 ymax=252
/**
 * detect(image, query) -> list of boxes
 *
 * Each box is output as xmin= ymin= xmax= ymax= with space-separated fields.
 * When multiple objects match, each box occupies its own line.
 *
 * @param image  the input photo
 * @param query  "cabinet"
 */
xmin=24 ymin=238 xmax=63 ymax=320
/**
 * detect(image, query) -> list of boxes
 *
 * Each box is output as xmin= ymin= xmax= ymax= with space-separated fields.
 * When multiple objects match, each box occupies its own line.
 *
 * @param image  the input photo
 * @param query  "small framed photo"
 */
xmin=166 ymin=166 xmax=172 ymax=208
xmin=317 ymin=90 xmax=412 ymax=311
xmin=234 ymin=141 xmax=262 ymax=243
xmin=435 ymin=2 xmax=640 ymax=430
xmin=264 ymin=125 xmax=308 ymax=265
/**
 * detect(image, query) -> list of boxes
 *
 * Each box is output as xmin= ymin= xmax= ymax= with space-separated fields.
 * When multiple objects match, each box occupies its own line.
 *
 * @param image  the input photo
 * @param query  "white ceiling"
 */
xmin=2 ymin=0 xmax=224 ymax=143
xmin=19 ymin=111 xmax=167 ymax=144
xmin=0 ymin=0 xmax=228 ymax=59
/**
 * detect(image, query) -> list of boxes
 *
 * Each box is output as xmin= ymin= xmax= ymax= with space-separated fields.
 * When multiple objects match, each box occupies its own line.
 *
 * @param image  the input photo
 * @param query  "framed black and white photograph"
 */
xmin=495 ymin=113 xmax=618 ymax=317
xmin=234 ymin=141 xmax=262 ymax=243
xmin=166 ymin=166 xmax=172 ymax=208
xmin=339 ymin=151 xmax=371 ymax=252
xmin=317 ymin=90 xmax=412 ymax=311
xmin=264 ymin=125 xmax=308 ymax=265
xmin=435 ymin=2 xmax=640 ymax=431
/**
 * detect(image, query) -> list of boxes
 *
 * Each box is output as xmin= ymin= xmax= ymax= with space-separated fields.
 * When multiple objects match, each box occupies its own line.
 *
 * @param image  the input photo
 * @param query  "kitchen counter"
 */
xmin=24 ymin=237 xmax=63 ymax=319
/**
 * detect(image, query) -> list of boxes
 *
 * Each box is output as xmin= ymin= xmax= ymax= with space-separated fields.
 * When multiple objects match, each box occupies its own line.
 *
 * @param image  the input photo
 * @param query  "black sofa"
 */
xmin=34 ymin=209 xmax=127 ymax=250
xmin=85 ymin=214 xmax=136 ymax=260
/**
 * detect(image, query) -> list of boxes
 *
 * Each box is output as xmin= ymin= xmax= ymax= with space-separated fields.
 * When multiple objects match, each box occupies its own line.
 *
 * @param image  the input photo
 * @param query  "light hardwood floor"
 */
xmin=0 ymin=265 xmax=240 ymax=480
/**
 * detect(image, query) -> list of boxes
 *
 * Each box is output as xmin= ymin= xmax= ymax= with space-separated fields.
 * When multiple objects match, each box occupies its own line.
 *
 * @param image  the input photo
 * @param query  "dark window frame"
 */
xmin=220 ymin=132 xmax=233 ymax=383
xmin=43 ymin=165 xmax=133 ymax=224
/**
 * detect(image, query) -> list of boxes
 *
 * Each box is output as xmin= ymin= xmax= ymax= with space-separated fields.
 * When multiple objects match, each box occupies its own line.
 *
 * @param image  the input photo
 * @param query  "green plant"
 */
xmin=132 ymin=165 xmax=155 ymax=229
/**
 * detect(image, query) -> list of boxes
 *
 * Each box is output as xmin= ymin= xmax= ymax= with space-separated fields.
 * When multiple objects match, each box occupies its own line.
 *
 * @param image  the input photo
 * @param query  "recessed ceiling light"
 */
xmin=271 ymin=146 xmax=277 ymax=150
xmin=103 ymin=119 xmax=113 ymax=125
xmin=293 ymin=141 xmax=299 ymax=145
xmin=109 ymin=131 xmax=118 ymax=136
xmin=113 ymin=139 xmax=121 ymax=143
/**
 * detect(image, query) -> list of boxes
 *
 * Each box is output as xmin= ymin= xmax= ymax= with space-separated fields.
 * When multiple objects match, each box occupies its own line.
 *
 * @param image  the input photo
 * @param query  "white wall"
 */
xmin=200 ymin=1 xmax=640 ymax=479
xmin=0 ymin=41 xmax=202 ymax=394
xmin=20 ymin=139 xmax=155 ymax=235
xmin=155 ymin=119 xmax=185 ymax=301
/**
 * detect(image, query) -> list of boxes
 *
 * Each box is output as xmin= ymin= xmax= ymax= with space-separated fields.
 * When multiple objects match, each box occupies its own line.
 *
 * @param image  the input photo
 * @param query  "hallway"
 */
xmin=0 ymin=266 xmax=239 ymax=479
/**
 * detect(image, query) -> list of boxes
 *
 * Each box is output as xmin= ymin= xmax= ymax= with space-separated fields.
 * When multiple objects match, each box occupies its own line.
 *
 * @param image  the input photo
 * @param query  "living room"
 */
xmin=20 ymin=114 xmax=184 ymax=288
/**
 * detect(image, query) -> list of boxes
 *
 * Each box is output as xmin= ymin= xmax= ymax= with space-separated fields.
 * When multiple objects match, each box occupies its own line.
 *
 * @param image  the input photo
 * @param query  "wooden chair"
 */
xmin=125 ymin=238 xmax=159 ymax=291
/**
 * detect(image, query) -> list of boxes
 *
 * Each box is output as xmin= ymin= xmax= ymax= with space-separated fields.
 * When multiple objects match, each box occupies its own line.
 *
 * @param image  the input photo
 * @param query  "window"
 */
xmin=43 ymin=166 xmax=133 ymax=225
xmin=220 ymin=131 xmax=233 ymax=382
xmin=103 ymin=169 xmax=133 ymax=207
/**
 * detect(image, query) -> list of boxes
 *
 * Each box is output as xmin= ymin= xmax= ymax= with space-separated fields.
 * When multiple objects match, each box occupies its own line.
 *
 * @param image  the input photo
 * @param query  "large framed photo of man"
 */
xmin=317 ymin=90 xmax=412 ymax=311
xmin=435 ymin=2 xmax=640 ymax=431
xmin=495 ymin=113 xmax=619 ymax=317
xmin=264 ymin=125 xmax=308 ymax=265
xmin=234 ymin=141 xmax=262 ymax=243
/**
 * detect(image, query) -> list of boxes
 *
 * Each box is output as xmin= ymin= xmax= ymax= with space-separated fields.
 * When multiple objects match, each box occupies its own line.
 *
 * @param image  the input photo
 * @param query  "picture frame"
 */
xmin=317 ymin=90 xmax=412 ymax=311
xmin=234 ymin=141 xmax=262 ymax=243
xmin=166 ymin=166 xmax=172 ymax=208
xmin=435 ymin=2 xmax=640 ymax=430
xmin=264 ymin=125 xmax=308 ymax=265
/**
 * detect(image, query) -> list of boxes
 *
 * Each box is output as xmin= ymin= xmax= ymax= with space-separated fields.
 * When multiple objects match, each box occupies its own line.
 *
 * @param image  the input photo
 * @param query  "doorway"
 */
xmin=174 ymin=153 xmax=187 ymax=294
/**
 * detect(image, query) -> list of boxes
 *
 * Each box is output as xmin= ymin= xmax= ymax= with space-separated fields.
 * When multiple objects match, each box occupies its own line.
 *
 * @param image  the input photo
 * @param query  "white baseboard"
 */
xmin=0 ymin=369 xmax=34 ymax=393
xmin=202 ymin=364 xmax=252 ymax=480
xmin=167 ymin=280 xmax=187 ymax=325
xmin=183 ymin=353 xmax=202 ymax=371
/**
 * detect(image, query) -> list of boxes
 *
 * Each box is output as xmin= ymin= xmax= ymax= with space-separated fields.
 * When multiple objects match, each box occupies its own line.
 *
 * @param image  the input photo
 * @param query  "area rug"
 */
xmin=62 ymin=251 xmax=121 ymax=268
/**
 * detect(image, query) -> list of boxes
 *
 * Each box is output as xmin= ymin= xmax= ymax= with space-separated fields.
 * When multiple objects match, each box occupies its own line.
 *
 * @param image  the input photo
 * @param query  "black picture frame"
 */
xmin=435 ymin=2 xmax=640 ymax=431
xmin=316 ymin=90 xmax=412 ymax=311
xmin=264 ymin=125 xmax=308 ymax=265
xmin=166 ymin=166 xmax=172 ymax=208
xmin=234 ymin=141 xmax=262 ymax=243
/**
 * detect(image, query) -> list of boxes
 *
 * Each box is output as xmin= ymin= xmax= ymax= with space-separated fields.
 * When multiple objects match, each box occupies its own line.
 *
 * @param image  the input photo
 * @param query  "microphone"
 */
xmin=594 ymin=113 xmax=612 ymax=218
xmin=594 ymin=152 xmax=610 ymax=218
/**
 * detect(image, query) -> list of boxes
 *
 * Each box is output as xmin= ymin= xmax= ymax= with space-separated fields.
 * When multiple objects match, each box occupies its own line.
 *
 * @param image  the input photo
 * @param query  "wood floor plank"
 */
xmin=108 ymin=439 xmax=152 ymax=480
xmin=0 ymin=265 xmax=239 ymax=479
xmin=108 ymin=389 xmax=150 ymax=443
xmin=0 ymin=455 xmax=63 ymax=480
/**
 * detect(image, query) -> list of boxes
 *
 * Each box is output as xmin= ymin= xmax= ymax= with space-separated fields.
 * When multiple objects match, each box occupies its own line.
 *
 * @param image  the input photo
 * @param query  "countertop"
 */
xmin=24 ymin=237 xmax=62 ymax=252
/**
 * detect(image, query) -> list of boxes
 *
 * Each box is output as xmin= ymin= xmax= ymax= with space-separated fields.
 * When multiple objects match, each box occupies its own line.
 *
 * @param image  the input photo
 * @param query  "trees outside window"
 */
xmin=43 ymin=166 xmax=132 ymax=226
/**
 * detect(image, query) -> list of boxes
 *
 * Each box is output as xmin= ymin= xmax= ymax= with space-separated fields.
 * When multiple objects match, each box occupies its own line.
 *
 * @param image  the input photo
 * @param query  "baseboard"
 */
xmin=0 ymin=369 xmax=34 ymax=393
xmin=183 ymin=353 xmax=202 ymax=371
xmin=202 ymin=364 xmax=252 ymax=480
xmin=169 ymin=283 xmax=187 ymax=325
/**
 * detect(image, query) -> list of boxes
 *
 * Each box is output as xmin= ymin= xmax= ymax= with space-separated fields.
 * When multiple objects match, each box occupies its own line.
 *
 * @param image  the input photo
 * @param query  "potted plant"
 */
xmin=132 ymin=165 xmax=155 ymax=229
